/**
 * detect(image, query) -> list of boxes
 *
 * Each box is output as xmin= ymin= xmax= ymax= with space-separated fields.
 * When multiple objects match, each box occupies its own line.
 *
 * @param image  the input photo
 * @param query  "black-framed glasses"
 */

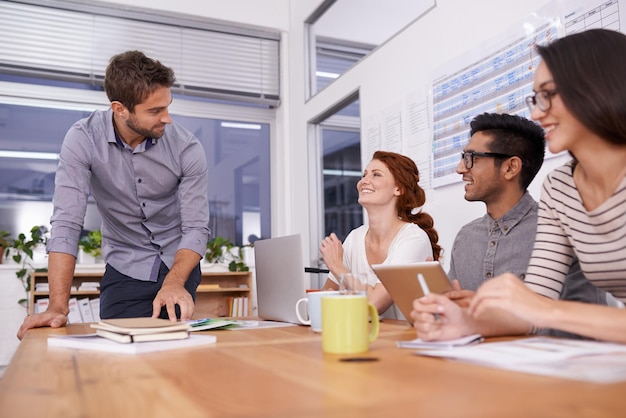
xmin=461 ymin=151 xmax=512 ymax=169
xmin=525 ymin=89 xmax=558 ymax=112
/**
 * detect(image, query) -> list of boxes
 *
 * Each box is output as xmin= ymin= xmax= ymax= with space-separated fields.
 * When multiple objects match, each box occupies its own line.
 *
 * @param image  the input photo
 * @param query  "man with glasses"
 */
xmin=445 ymin=112 xmax=608 ymax=337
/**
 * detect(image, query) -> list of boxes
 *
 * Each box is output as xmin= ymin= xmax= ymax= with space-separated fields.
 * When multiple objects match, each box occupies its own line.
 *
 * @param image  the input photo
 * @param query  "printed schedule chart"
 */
xmin=430 ymin=0 xmax=624 ymax=188
xmin=431 ymin=22 xmax=557 ymax=187
xmin=565 ymin=0 xmax=620 ymax=34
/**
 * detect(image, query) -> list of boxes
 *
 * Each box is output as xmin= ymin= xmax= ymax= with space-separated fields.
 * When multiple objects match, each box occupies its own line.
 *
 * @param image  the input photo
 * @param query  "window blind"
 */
xmin=0 ymin=1 xmax=280 ymax=106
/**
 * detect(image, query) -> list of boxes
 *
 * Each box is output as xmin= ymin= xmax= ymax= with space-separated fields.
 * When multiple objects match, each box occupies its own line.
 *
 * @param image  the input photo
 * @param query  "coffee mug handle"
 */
xmin=295 ymin=298 xmax=310 ymax=325
xmin=367 ymin=303 xmax=380 ymax=342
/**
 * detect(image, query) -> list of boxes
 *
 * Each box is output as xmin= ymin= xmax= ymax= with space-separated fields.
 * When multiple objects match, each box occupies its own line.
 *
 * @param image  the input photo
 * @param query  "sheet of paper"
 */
xmin=397 ymin=334 xmax=483 ymax=349
xmin=226 ymin=320 xmax=296 ymax=330
xmin=415 ymin=337 xmax=626 ymax=384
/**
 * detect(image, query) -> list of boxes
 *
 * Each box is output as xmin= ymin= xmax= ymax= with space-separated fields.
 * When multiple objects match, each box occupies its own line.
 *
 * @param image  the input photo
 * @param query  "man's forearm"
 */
xmin=165 ymin=248 xmax=202 ymax=285
xmin=46 ymin=251 xmax=77 ymax=314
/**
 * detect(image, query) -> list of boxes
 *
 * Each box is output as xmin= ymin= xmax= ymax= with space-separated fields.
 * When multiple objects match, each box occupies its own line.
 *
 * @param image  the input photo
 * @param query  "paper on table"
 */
xmin=226 ymin=320 xmax=296 ymax=330
xmin=186 ymin=318 xmax=241 ymax=331
xmin=186 ymin=318 xmax=296 ymax=331
xmin=47 ymin=333 xmax=216 ymax=354
xmin=414 ymin=337 xmax=626 ymax=384
xmin=397 ymin=334 xmax=483 ymax=349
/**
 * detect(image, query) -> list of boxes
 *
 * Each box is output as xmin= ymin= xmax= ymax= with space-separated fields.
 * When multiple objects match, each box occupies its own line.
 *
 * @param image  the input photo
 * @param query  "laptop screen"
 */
xmin=254 ymin=234 xmax=308 ymax=323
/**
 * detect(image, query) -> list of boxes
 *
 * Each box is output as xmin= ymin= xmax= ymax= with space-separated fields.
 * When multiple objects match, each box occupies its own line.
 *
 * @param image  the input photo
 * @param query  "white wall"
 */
xmin=0 ymin=266 xmax=28 ymax=368
xmin=293 ymin=0 xmax=569 ymax=270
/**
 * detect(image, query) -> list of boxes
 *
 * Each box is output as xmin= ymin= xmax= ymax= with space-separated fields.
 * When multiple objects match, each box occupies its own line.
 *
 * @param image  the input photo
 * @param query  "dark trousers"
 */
xmin=99 ymin=262 xmax=201 ymax=320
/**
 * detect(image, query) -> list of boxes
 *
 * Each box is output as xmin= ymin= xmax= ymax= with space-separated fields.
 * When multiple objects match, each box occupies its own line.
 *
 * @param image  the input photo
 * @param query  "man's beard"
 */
xmin=126 ymin=114 xmax=166 ymax=139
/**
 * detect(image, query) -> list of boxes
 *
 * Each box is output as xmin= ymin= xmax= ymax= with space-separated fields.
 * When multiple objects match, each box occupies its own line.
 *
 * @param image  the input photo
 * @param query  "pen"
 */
xmin=417 ymin=273 xmax=440 ymax=321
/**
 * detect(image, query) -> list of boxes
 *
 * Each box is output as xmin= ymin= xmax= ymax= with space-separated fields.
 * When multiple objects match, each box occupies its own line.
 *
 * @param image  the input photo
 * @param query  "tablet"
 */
xmin=371 ymin=261 xmax=453 ymax=325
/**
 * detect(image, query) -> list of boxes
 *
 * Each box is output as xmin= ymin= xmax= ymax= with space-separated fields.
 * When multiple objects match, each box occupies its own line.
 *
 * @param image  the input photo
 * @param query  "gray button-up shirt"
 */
xmin=448 ymin=192 xmax=606 ymax=308
xmin=449 ymin=192 xmax=538 ymax=291
xmin=47 ymin=108 xmax=210 ymax=281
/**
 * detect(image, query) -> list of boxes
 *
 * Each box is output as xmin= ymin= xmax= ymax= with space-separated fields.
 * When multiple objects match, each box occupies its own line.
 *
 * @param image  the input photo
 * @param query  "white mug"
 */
xmin=295 ymin=290 xmax=340 ymax=332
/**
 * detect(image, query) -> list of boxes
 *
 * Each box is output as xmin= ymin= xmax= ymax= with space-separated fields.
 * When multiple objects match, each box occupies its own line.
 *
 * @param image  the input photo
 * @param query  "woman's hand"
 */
xmin=319 ymin=233 xmax=345 ymax=274
xmin=468 ymin=273 xmax=552 ymax=328
xmin=411 ymin=293 xmax=474 ymax=341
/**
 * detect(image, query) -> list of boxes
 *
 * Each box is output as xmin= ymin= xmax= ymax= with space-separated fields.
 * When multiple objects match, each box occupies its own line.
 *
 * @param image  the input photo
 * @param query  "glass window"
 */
xmin=171 ymin=115 xmax=270 ymax=245
xmin=309 ymin=97 xmax=361 ymax=288
xmin=0 ymin=104 xmax=85 ymax=201
xmin=322 ymin=129 xmax=362 ymax=241
xmin=315 ymin=39 xmax=371 ymax=93
xmin=0 ymin=102 xmax=271 ymax=247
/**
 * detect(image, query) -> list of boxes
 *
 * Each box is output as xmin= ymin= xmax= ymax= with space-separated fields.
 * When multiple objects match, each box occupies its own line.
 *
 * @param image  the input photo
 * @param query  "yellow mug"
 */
xmin=321 ymin=294 xmax=380 ymax=354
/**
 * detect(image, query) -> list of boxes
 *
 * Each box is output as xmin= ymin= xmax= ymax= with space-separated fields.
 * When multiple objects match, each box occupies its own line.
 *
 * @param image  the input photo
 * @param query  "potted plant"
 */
xmin=78 ymin=230 xmax=102 ymax=263
xmin=0 ymin=229 xmax=12 ymax=264
xmin=8 ymin=225 xmax=48 ymax=307
xmin=205 ymin=236 xmax=249 ymax=272
xmin=228 ymin=245 xmax=250 ymax=272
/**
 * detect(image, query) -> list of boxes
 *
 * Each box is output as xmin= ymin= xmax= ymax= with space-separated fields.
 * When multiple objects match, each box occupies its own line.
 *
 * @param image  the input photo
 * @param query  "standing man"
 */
xmin=18 ymin=50 xmax=210 ymax=339
xmin=445 ymin=113 xmax=608 ymax=336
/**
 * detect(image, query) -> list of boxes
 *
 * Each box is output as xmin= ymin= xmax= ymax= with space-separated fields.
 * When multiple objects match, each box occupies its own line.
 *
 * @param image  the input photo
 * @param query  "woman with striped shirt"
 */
xmin=412 ymin=29 xmax=626 ymax=343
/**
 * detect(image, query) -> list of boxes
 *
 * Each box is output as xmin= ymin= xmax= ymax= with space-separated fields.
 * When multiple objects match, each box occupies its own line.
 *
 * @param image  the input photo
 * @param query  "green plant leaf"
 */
xmin=9 ymin=225 xmax=48 ymax=311
xmin=78 ymin=230 xmax=102 ymax=257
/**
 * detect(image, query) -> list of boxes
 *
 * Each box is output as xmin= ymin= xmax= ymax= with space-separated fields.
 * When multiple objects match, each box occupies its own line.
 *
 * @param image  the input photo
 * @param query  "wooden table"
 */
xmin=1 ymin=320 xmax=625 ymax=418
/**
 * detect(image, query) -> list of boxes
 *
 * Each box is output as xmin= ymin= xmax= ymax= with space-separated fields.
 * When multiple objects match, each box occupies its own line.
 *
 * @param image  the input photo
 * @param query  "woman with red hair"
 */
xmin=320 ymin=150 xmax=441 ymax=317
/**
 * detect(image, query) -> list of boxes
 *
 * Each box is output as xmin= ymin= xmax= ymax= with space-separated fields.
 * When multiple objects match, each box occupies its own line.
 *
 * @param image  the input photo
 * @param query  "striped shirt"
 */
xmin=525 ymin=161 xmax=626 ymax=303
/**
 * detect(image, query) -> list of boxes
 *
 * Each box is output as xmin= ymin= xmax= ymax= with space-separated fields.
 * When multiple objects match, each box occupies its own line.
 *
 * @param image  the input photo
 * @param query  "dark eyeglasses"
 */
xmin=461 ymin=151 xmax=512 ymax=169
xmin=525 ymin=89 xmax=558 ymax=112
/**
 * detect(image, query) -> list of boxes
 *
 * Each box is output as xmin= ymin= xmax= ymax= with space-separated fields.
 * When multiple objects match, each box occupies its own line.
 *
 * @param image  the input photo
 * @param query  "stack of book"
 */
xmin=35 ymin=283 xmax=49 ymax=292
xmin=90 ymin=317 xmax=191 ymax=343
xmin=78 ymin=281 xmax=100 ymax=292
xmin=229 ymin=296 xmax=249 ymax=317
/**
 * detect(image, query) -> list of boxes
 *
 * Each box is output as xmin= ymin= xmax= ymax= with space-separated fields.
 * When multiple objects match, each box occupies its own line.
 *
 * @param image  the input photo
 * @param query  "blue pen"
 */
xmin=417 ymin=273 xmax=440 ymax=321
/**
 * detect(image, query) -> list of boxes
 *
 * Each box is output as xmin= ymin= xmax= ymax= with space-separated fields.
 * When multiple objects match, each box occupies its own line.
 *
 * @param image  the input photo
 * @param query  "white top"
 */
xmin=328 ymin=222 xmax=434 ymax=287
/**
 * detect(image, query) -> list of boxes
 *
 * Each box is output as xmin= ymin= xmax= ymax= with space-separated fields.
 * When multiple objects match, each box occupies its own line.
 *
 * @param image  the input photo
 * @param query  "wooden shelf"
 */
xmin=194 ymin=270 xmax=252 ymax=318
xmin=29 ymin=269 xmax=252 ymax=318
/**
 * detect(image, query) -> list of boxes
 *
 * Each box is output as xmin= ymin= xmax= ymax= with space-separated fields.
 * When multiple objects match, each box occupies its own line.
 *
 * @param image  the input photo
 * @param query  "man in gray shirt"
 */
xmin=446 ymin=113 xmax=606 ymax=336
xmin=18 ymin=51 xmax=210 ymax=339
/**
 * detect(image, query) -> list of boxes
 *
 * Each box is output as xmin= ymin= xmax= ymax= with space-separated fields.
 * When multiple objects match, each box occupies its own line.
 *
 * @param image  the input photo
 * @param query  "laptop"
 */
xmin=254 ymin=234 xmax=308 ymax=324
xmin=371 ymin=261 xmax=453 ymax=325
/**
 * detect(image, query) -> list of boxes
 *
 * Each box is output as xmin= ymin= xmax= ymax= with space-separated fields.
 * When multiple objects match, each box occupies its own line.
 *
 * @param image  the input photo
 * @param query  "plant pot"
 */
xmin=1 ymin=248 xmax=18 ymax=265
xmin=77 ymin=248 xmax=96 ymax=264
xmin=203 ymin=263 xmax=230 ymax=272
